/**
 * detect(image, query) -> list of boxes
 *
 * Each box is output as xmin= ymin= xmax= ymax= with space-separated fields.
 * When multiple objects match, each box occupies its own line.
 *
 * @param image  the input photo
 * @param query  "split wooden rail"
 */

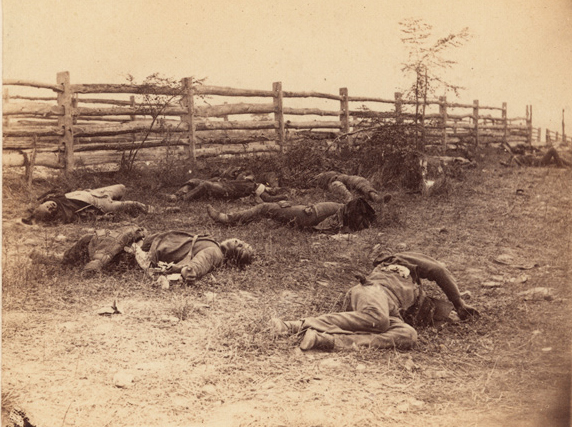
xmin=3 ymin=71 xmax=536 ymax=174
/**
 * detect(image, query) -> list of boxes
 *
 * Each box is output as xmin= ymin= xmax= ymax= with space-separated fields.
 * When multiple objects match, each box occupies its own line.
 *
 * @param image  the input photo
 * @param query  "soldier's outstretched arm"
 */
xmin=178 ymin=246 xmax=225 ymax=283
xmin=395 ymin=252 xmax=480 ymax=320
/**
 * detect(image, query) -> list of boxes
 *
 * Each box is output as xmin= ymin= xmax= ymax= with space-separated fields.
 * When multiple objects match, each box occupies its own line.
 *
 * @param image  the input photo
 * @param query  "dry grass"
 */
xmin=2 ymin=146 xmax=571 ymax=427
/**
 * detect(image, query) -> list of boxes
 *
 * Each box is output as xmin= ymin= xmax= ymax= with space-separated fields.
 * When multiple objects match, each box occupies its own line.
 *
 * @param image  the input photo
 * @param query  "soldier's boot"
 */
xmin=299 ymin=329 xmax=335 ymax=351
xmin=369 ymin=191 xmax=382 ymax=203
xmin=207 ymin=205 xmax=229 ymax=224
xmin=371 ymin=193 xmax=392 ymax=204
xmin=269 ymin=318 xmax=302 ymax=337
xmin=261 ymin=193 xmax=288 ymax=202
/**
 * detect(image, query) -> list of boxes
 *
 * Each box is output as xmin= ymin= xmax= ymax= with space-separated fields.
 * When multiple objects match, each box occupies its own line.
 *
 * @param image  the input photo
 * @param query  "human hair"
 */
xmin=32 ymin=201 xmax=58 ymax=221
xmin=220 ymin=239 xmax=255 ymax=267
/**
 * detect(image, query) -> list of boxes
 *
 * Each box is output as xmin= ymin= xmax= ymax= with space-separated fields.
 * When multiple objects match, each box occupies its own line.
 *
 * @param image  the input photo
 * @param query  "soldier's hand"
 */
xmin=161 ymin=262 xmax=177 ymax=273
xmin=354 ymin=272 xmax=367 ymax=284
xmin=457 ymin=303 xmax=480 ymax=320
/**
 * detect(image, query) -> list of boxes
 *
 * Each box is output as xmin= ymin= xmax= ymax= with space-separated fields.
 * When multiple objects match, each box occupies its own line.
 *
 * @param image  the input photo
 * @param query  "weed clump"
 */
xmin=243 ymin=124 xmax=426 ymax=191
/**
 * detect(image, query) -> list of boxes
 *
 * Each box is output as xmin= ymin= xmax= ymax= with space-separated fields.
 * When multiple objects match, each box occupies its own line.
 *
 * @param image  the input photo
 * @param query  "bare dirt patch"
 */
xmin=2 ymin=150 xmax=571 ymax=427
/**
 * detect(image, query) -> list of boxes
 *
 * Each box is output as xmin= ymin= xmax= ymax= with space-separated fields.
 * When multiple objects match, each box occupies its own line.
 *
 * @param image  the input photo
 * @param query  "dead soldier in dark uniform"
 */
xmin=167 ymin=167 xmax=287 ymax=204
xmin=168 ymin=178 xmax=288 ymax=204
xmin=207 ymin=197 xmax=377 ymax=234
xmin=38 ymin=226 xmax=254 ymax=285
xmin=134 ymin=231 xmax=255 ymax=284
xmin=30 ymin=225 xmax=147 ymax=274
xmin=22 ymin=184 xmax=152 ymax=225
xmin=501 ymin=145 xmax=572 ymax=168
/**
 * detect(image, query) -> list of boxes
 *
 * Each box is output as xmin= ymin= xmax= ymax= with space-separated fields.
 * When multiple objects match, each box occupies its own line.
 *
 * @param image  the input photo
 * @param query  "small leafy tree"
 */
xmin=120 ymin=73 xmax=206 ymax=173
xmin=399 ymin=18 xmax=471 ymax=149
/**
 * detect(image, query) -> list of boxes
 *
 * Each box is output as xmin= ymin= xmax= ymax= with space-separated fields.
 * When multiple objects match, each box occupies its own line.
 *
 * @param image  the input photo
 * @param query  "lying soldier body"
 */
xmin=207 ymin=197 xmax=378 ymax=234
xmin=169 ymin=178 xmax=287 ymax=204
xmin=136 ymin=231 xmax=254 ymax=284
xmin=23 ymin=184 xmax=151 ymax=225
xmin=313 ymin=171 xmax=390 ymax=204
xmin=502 ymin=146 xmax=572 ymax=168
xmin=47 ymin=226 xmax=254 ymax=285
xmin=271 ymin=251 xmax=479 ymax=351
xmin=62 ymin=225 xmax=147 ymax=274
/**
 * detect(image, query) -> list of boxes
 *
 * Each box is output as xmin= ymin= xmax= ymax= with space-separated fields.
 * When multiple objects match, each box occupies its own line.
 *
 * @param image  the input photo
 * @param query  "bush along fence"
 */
xmin=3 ymin=71 xmax=560 ymax=176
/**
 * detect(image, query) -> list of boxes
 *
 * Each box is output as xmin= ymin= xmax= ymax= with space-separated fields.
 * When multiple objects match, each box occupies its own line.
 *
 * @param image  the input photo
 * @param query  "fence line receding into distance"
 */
xmin=3 ymin=71 xmax=569 ymax=174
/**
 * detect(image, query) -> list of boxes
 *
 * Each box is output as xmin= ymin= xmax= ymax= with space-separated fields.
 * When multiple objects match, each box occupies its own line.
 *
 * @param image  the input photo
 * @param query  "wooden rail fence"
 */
xmin=3 ymin=71 xmax=540 ymax=174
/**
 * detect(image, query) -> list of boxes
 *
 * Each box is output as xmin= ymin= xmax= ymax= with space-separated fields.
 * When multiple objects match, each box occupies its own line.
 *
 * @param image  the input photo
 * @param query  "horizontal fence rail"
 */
xmin=3 ymin=71 xmax=559 ymax=175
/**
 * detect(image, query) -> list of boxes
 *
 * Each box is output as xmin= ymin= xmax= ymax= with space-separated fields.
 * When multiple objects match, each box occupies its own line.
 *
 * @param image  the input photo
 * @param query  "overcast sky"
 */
xmin=3 ymin=0 xmax=571 ymax=132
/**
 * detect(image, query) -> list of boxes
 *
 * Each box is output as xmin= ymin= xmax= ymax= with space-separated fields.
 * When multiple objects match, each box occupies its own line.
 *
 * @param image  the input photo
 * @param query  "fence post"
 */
xmin=3 ymin=88 xmax=10 ymax=129
xmin=546 ymin=128 xmax=551 ymax=146
xmin=526 ymin=105 xmax=533 ymax=146
xmin=439 ymin=96 xmax=447 ymax=149
xmin=339 ymin=87 xmax=350 ymax=133
xmin=129 ymin=95 xmax=138 ymax=145
xmin=472 ymin=99 xmax=479 ymax=147
xmin=57 ymin=71 xmax=74 ymax=173
xmin=394 ymin=92 xmax=402 ymax=125
xmin=71 ymin=94 xmax=78 ymax=125
xmin=339 ymin=87 xmax=350 ymax=147
xmin=562 ymin=109 xmax=566 ymax=145
xmin=181 ymin=77 xmax=196 ymax=163
xmin=273 ymin=82 xmax=285 ymax=152
xmin=502 ymin=102 xmax=507 ymax=145
xmin=130 ymin=96 xmax=136 ymax=121
xmin=25 ymin=135 xmax=38 ymax=190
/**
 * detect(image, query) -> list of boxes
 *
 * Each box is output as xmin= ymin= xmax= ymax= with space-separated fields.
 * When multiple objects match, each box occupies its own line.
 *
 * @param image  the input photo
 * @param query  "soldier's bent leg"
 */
xmin=62 ymin=234 xmax=94 ymax=266
xmin=181 ymin=182 xmax=212 ymax=201
xmin=328 ymin=180 xmax=353 ymax=203
xmin=173 ymin=179 xmax=202 ymax=199
xmin=540 ymin=147 xmax=565 ymax=167
xmin=368 ymin=191 xmax=382 ymax=203
xmin=235 ymin=203 xmax=285 ymax=223
xmin=84 ymin=226 xmax=145 ymax=273
xmin=272 ymin=203 xmax=342 ymax=228
xmin=208 ymin=203 xmax=279 ymax=225
xmin=89 ymin=184 xmax=126 ymax=200
xmin=269 ymin=318 xmax=303 ymax=337
xmin=301 ymin=309 xmax=390 ymax=335
xmin=332 ymin=317 xmax=417 ymax=350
